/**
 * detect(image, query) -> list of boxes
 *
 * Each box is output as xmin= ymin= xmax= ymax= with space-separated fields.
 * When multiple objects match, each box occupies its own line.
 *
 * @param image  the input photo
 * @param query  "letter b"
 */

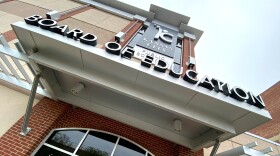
xmin=24 ymin=15 xmax=42 ymax=26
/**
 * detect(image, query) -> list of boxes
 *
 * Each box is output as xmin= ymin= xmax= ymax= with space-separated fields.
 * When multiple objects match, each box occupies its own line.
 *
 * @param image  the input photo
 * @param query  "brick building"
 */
xmin=204 ymin=81 xmax=280 ymax=155
xmin=0 ymin=0 xmax=279 ymax=156
xmin=250 ymin=81 xmax=280 ymax=143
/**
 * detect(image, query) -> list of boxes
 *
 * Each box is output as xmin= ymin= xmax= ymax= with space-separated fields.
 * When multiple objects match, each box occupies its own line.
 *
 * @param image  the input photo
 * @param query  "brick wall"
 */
xmin=250 ymin=81 xmax=280 ymax=139
xmin=0 ymin=98 xmax=71 ymax=156
xmin=0 ymin=98 xmax=203 ymax=156
xmin=2 ymin=30 xmax=17 ymax=42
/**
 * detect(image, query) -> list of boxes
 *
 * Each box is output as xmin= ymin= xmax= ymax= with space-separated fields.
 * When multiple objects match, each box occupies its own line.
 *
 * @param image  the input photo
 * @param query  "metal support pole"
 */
xmin=20 ymin=74 xmax=40 ymax=136
xmin=210 ymin=140 xmax=221 ymax=156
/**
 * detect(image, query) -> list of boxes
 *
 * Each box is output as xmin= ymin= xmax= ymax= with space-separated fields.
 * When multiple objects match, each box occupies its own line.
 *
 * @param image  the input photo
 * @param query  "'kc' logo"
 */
xmin=154 ymin=25 xmax=174 ymax=44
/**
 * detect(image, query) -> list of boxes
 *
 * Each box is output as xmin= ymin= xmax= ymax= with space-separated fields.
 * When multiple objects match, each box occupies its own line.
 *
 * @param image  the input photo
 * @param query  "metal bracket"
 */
xmin=210 ymin=140 xmax=221 ymax=156
xmin=184 ymin=32 xmax=196 ymax=41
xmin=20 ymin=74 xmax=41 ymax=136
xmin=20 ymin=127 xmax=31 ymax=136
xmin=133 ymin=15 xmax=147 ymax=22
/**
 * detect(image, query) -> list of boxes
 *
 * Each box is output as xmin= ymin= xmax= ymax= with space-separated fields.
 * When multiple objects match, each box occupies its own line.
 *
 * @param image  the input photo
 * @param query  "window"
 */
xmin=46 ymin=130 xmax=87 ymax=153
xmin=113 ymin=138 xmax=146 ymax=156
xmin=32 ymin=128 xmax=154 ymax=156
xmin=76 ymin=131 xmax=117 ymax=156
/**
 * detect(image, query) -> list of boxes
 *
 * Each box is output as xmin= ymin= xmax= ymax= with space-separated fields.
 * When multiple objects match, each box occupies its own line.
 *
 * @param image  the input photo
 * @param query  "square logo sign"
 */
xmin=137 ymin=23 xmax=178 ymax=58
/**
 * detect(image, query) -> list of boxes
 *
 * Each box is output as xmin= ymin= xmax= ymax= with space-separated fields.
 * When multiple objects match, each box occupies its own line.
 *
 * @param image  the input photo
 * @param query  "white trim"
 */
xmin=245 ymin=132 xmax=280 ymax=147
xmin=0 ymin=72 xmax=50 ymax=97
xmin=0 ymin=54 xmax=21 ymax=79
xmin=72 ymin=130 xmax=89 ymax=155
xmin=0 ymin=45 xmax=29 ymax=62
xmin=44 ymin=143 xmax=73 ymax=155
xmin=110 ymin=137 xmax=120 ymax=156
xmin=12 ymin=58 xmax=32 ymax=84
xmin=0 ymin=61 xmax=10 ymax=75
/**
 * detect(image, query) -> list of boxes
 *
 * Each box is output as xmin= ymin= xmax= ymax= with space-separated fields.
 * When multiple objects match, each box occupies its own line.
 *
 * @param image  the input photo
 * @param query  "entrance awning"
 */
xmin=11 ymin=21 xmax=271 ymax=150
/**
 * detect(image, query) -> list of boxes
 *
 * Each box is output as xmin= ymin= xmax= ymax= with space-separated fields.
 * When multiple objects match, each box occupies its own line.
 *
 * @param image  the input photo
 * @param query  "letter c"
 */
xmin=183 ymin=70 xmax=198 ymax=84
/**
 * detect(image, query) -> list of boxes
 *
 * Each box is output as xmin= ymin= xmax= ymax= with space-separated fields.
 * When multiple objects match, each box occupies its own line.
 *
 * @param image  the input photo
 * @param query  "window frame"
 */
xmin=31 ymin=128 xmax=154 ymax=156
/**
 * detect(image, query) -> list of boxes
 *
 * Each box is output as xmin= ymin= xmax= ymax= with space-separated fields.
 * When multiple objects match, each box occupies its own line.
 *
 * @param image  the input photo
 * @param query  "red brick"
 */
xmin=0 ymin=97 xmax=203 ymax=156
xmin=2 ymin=30 xmax=17 ymax=42
xmin=250 ymin=81 xmax=280 ymax=139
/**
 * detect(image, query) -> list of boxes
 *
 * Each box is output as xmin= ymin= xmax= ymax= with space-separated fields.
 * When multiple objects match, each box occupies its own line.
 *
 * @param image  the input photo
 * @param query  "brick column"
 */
xmin=102 ymin=20 xmax=143 ymax=48
xmin=182 ymin=38 xmax=195 ymax=77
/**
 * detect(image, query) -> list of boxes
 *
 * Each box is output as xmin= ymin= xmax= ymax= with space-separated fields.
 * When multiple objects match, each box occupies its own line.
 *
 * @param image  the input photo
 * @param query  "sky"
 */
xmin=119 ymin=0 xmax=280 ymax=95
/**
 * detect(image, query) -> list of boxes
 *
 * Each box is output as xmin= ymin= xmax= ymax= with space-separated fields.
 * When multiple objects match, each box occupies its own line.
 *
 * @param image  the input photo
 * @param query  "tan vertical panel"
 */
xmin=58 ymin=18 xmax=115 ymax=45
xmin=0 ymin=1 xmax=49 ymax=18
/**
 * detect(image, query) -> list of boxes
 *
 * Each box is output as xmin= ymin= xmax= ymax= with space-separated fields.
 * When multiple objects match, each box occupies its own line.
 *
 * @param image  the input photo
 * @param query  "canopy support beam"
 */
xmin=210 ymin=140 xmax=221 ymax=156
xmin=20 ymin=74 xmax=41 ymax=136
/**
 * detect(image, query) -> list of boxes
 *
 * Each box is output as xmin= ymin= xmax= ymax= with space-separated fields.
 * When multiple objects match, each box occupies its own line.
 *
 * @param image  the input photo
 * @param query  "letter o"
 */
xmin=105 ymin=42 xmax=122 ymax=55
xmin=38 ymin=19 xmax=57 ymax=30
xmin=230 ymin=86 xmax=249 ymax=101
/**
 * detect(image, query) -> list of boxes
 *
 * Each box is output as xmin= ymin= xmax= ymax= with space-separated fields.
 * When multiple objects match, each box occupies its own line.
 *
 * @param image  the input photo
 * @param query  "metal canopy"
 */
xmin=11 ymin=21 xmax=271 ymax=150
